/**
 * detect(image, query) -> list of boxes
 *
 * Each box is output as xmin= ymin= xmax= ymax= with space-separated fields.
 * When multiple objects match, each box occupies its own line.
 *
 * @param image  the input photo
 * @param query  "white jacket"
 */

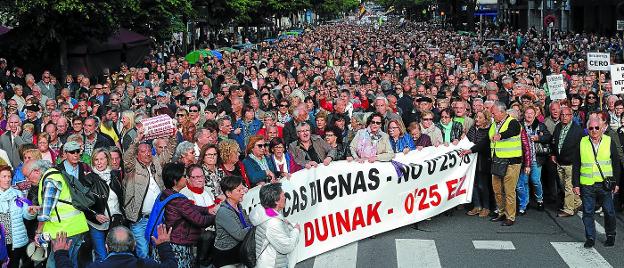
xmin=249 ymin=205 xmax=299 ymax=268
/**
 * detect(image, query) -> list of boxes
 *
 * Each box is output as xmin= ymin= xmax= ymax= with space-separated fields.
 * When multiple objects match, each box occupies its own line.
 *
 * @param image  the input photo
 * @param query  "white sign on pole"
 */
xmin=547 ymin=74 xmax=566 ymax=100
xmin=610 ymin=64 xmax=624 ymax=95
xmin=617 ymin=20 xmax=624 ymax=31
xmin=587 ymin=52 xmax=610 ymax=71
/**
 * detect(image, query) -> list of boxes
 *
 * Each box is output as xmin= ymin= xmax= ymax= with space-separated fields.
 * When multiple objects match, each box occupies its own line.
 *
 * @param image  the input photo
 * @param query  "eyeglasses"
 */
xmin=189 ymin=109 xmax=199 ymax=112
xmin=561 ymin=113 xmax=573 ymax=116
xmin=588 ymin=126 xmax=601 ymax=131
xmin=176 ymin=113 xmax=186 ymax=117
xmin=189 ymin=175 xmax=205 ymax=180
xmin=422 ymin=118 xmax=433 ymax=121
xmin=587 ymin=96 xmax=596 ymax=100
xmin=279 ymin=104 xmax=288 ymax=107
xmin=371 ymin=121 xmax=382 ymax=125
xmin=256 ymin=143 xmax=267 ymax=148
xmin=441 ymin=115 xmax=451 ymax=118
xmin=66 ymin=149 xmax=81 ymax=155
xmin=111 ymin=98 xmax=120 ymax=101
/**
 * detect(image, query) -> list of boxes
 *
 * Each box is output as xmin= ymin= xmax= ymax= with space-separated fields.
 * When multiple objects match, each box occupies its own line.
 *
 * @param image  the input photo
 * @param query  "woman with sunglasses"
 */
xmin=583 ymin=91 xmax=600 ymax=115
xmin=436 ymin=108 xmax=463 ymax=145
xmin=242 ymin=135 xmax=277 ymax=187
xmin=348 ymin=112 xmax=394 ymax=163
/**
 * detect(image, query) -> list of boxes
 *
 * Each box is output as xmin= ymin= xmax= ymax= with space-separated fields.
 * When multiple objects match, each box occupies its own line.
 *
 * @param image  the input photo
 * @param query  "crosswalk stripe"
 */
xmin=577 ymin=212 xmax=605 ymax=234
xmin=551 ymin=242 xmax=612 ymax=268
xmin=472 ymin=240 xmax=515 ymax=250
xmin=396 ymin=239 xmax=442 ymax=268
xmin=313 ymin=242 xmax=358 ymax=268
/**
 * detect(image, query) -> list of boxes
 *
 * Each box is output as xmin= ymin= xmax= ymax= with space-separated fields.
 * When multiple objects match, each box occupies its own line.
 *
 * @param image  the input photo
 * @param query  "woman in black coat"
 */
xmin=465 ymin=110 xmax=493 ymax=217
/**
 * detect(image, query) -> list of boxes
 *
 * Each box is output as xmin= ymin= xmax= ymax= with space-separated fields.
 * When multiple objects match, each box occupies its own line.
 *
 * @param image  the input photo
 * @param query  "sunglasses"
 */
xmin=422 ymin=118 xmax=433 ymax=121
xmin=588 ymin=126 xmax=601 ymax=131
xmin=371 ymin=121 xmax=382 ymax=125
xmin=176 ymin=114 xmax=186 ymax=117
xmin=66 ymin=149 xmax=81 ymax=155
xmin=256 ymin=143 xmax=267 ymax=148
xmin=587 ymin=96 xmax=596 ymax=99
xmin=189 ymin=109 xmax=199 ymax=112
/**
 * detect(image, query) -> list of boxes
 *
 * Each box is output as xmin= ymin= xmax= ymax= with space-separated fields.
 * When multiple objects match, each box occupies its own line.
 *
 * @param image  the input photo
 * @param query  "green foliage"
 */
xmin=315 ymin=0 xmax=360 ymax=20
xmin=118 ymin=0 xmax=195 ymax=42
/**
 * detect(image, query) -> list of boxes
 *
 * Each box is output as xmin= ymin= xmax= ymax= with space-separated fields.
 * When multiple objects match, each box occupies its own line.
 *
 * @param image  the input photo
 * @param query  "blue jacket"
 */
xmin=389 ymin=134 xmax=416 ymax=153
xmin=233 ymin=119 xmax=263 ymax=149
xmin=0 ymin=187 xmax=35 ymax=249
xmin=243 ymin=155 xmax=278 ymax=187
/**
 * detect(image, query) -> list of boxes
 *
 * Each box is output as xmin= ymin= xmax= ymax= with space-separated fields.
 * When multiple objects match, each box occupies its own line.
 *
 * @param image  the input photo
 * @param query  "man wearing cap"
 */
xmin=123 ymin=124 xmax=177 ymax=258
xmin=35 ymin=142 xmax=89 ymax=268
xmin=24 ymin=104 xmax=42 ymax=135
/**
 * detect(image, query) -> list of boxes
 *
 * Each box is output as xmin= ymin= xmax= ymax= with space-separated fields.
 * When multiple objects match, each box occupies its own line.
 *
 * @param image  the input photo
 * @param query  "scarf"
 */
xmin=188 ymin=184 xmax=204 ymax=194
xmin=93 ymin=168 xmax=112 ymax=184
xmin=249 ymin=153 xmax=269 ymax=171
xmin=440 ymin=121 xmax=453 ymax=143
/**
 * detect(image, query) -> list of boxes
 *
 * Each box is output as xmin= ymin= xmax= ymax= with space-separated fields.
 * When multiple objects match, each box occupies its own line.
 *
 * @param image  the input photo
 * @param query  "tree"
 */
xmin=1 ymin=0 xmax=140 ymax=77
xmin=118 ymin=0 xmax=195 ymax=42
xmin=314 ymin=0 xmax=360 ymax=21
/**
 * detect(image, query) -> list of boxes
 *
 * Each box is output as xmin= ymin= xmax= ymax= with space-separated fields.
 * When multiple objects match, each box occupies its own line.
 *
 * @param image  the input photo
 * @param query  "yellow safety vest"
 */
xmin=38 ymin=169 xmax=89 ymax=239
xmin=579 ymin=135 xmax=613 ymax=186
xmin=489 ymin=116 xmax=522 ymax=158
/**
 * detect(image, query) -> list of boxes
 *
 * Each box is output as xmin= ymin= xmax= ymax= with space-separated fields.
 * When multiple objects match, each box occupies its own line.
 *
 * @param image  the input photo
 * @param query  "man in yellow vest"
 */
xmin=462 ymin=101 xmax=522 ymax=226
xmin=35 ymin=141 xmax=89 ymax=268
xmin=572 ymin=118 xmax=620 ymax=248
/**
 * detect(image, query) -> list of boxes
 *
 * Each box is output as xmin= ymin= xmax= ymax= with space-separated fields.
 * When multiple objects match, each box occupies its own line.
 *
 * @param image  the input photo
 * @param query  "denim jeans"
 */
xmin=89 ymin=227 xmax=108 ymax=263
xmin=131 ymin=217 xmax=149 ymax=258
xmin=517 ymin=161 xmax=544 ymax=210
xmin=47 ymin=233 xmax=84 ymax=268
xmin=581 ymin=184 xmax=616 ymax=240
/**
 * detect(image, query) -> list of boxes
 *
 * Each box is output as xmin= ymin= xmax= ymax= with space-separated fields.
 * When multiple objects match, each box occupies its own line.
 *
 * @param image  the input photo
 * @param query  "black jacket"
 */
xmin=55 ymin=243 xmax=177 ymax=268
xmin=84 ymin=133 xmax=115 ymax=150
xmin=551 ymin=122 xmax=584 ymax=165
xmin=82 ymin=170 xmax=125 ymax=224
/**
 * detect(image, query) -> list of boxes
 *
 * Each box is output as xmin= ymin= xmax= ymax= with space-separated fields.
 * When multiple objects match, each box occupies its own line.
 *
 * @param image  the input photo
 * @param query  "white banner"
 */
xmin=611 ymin=64 xmax=624 ymax=95
xmin=587 ymin=52 xmax=610 ymax=71
xmin=140 ymin=114 xmax=175 ymax=140
xmin=241 ymin=139 xmax=477 ymax=264
xmin=546 ymin=74 xmax=566 ymax=100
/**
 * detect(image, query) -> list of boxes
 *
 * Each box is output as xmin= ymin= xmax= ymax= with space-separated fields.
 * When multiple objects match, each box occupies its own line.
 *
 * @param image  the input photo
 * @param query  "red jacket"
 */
xmin=162 ymin=189 xmax=215 ymax=245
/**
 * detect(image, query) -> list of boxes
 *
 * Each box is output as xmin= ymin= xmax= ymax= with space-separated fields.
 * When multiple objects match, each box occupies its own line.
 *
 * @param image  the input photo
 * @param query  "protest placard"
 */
xmin=140 ymin=114 xmax=175 ymax=140
xmin=611 ymin=64 xmax=624 ymax=94
xmin=546 ymin=74 xmax=566 ymax=100
xmin=587 ymin=52 xmax=610 ymax=71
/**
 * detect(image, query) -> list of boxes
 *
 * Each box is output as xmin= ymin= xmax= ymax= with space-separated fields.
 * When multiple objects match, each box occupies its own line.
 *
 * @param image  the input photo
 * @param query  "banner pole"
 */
xmin=599 ymin=70 xmax=603 ymax=111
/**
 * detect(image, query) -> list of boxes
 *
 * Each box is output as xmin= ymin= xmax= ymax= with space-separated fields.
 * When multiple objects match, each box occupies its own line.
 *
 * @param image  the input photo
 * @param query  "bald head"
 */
xmin=106 ymin=226 xmax=135 ymax=253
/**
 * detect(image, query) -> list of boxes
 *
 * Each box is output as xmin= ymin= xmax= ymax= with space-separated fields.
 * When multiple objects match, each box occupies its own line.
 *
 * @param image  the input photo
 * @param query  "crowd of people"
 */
xmin=0 ymin=17 xmax=623 ymax=267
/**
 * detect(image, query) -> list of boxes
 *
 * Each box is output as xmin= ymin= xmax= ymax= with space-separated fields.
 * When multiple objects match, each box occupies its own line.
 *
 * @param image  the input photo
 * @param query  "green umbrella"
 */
xmin=185 ymin=49 xmax=212 ymax=64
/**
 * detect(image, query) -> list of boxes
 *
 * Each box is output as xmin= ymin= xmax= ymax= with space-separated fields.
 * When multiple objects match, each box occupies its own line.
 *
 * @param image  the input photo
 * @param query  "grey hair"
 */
xmin=493 ymin=101 xmax=507 ymax=113
xmin=194 ymin=128 xmax=210 ymax=141
xmin=26 ymin=160 xmax=52 ymax=175
xmin=502 ymin=77 xmax=513 ymax=85
xmin=291 ymin=103 xmax=307 ymax=118
xmin=587 ymin=117 xmax=603 ymax=128
xmin=260 ymin=183 xmax=283 ymax=209
xmin=295 ymin=121 xmax=310 ymax=131
xmin=106 ymin=226 xmax=136 ymax=253
xmin=173 ymin=141 xmax=195 ymax=162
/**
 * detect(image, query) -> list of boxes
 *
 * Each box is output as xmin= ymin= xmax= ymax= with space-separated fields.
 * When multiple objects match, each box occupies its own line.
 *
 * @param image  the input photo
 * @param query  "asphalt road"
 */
xmin=295 ymin=206 xmax=624 ymax=268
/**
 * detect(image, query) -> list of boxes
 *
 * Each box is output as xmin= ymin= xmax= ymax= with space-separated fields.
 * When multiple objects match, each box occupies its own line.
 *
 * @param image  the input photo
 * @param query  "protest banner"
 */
xmin=611 ymin=64 xmax=624 ymax=94
xmin=546 ymin=74 xmax=566 ymax=100
xmin=139 ymin=114 xmax=175 ymax=140
xmin=587 ymin=52 xmax=610 ymax=71
xmin=241 ymin=139 xmax=477 ymax=265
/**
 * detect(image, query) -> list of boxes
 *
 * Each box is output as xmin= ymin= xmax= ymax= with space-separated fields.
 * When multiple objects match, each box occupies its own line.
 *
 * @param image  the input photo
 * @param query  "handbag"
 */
xmin=109 ymin=214 xmax=126 ymax=229
xmin=534 ymin=142 xmax=551 ymax=156
xmin=491 ymin=157 xmax=509 ymax=177
xmin=589 ymin=140 xmax=616 ymax=191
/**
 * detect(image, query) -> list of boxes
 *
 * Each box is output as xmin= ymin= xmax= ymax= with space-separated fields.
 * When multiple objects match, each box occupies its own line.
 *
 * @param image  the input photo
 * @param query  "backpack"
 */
xmin=239 ymin=225 xmax=259 ymax=268
xmin=42 ymin=169 xmax=96 ymax=214
xmin=144 ymin=192 xmax=186 ymax=249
